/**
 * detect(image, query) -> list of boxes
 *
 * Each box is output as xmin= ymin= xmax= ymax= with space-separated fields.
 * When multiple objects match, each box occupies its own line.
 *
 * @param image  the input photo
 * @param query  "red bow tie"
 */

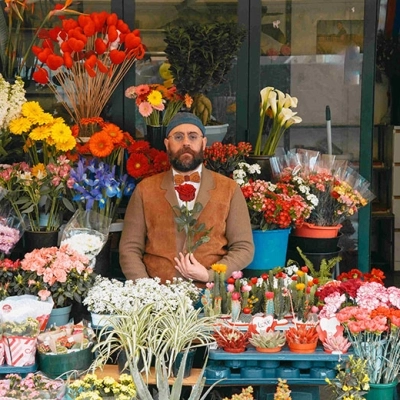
xmin=174 ymin=172 xmax=201 ymax=185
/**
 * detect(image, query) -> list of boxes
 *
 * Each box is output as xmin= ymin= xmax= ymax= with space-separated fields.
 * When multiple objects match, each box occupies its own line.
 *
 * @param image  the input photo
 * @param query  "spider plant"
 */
xmin=91 ymin=296 xmax=220 ymax=400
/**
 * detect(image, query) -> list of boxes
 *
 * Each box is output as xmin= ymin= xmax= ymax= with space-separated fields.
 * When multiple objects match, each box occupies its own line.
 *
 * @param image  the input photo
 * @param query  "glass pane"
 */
xmin=259 ymin=0 xmax=365 ymax=271
xmin=133 ymin=0 xmax=239 ymax=141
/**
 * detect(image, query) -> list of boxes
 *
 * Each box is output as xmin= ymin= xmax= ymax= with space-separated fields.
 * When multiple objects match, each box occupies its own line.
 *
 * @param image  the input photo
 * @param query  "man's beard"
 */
xmin=169 ymin=147 xmax=204 ymax=172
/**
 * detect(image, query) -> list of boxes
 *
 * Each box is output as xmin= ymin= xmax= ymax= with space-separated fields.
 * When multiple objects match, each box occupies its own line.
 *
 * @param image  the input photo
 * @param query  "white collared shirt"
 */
xmin=172 ymin=165 xmax=202 ymax=210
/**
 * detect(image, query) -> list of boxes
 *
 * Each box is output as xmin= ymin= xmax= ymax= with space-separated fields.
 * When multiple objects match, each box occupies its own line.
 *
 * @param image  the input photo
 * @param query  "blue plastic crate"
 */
xmin=259 ymin=385 xmax=320 ymax=400
xmin=0 ymin=362 xmax=38 ymax=378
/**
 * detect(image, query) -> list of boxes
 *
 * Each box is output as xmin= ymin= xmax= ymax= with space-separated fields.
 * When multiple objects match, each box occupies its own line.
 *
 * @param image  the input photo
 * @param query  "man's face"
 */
xmin=164 ymin=123 xmax=207 ymax=173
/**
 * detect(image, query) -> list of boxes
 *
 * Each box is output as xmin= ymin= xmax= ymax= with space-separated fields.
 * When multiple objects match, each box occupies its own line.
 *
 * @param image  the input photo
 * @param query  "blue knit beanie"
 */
xmin=166 ymin=112 xmax=206 ymax=137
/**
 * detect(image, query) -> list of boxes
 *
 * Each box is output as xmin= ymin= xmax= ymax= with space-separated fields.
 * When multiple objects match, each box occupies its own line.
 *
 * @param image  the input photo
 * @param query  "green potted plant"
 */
xmin=91 ymin=291 xmax=219 ymax=399
xmin=163 ymin=21 xmax=246 ymax=140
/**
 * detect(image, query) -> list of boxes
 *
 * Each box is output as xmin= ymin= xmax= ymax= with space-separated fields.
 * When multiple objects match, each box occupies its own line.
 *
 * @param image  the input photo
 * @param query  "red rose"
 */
xmin=175 ymin=184 xmax=196 ymax=202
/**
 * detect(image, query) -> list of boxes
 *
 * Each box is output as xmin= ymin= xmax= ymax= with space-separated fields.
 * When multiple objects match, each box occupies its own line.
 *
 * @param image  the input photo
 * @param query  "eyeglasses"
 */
xmin=167 ymin=132 xmax=204 ymax=143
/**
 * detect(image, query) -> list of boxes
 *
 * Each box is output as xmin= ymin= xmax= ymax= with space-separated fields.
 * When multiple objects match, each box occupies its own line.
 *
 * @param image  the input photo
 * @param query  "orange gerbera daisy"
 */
xmin=88 ymin=131 xmax=114 ymax=158
xmin=101 ymin=123 xmax=124 ymax=144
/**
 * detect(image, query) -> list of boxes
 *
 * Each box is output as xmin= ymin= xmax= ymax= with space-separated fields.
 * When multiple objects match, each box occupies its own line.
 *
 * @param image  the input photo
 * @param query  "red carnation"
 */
xmin=175 ymin=184 xmax=196 ymax=203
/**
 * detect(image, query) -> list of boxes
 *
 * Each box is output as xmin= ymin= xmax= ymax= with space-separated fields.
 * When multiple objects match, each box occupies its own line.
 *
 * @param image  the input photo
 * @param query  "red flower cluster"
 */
xmin=203 ymin=142 xmax=252 ymax=177
xmin=241 ymin=179 xmax=313 ymax=230
xmin=32 ymin=11 xmax=145 ymax=83
xmin=126 ymin=141 xmax=170 ymax=181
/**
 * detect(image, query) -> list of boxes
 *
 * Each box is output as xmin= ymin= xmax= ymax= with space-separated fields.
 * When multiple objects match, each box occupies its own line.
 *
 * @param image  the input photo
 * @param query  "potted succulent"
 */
xmin=163 ymin=21 xmax=247 ymax=141
xmin=213 ymin=324 xmax=250 ymax=353
xmin=249 ymin=330 xmax=286 ymax=353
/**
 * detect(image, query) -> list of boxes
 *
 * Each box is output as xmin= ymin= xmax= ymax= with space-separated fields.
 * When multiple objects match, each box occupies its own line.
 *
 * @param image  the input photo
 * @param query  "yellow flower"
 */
xmin=30 ymin=126 xmax=51 ymax=141
xmin=295 ymin=283 xmax=306 ymax=291
xmin=50 ymin=121 xmax=74 ymax=143
xmin=211 ymin=263 xmax=227 ymax=273
xmin=9 ymin=117 xmax=32 ymax=134
xmin=296 ymin=270 xmax=305 ymax=277
xmin=31 ymin=163 xmax=47 ymax=179
xmin=147 ymin=89 xmax=163 ymax=106
xmin=54 ymin=134 xmax=76 ymax=152
xmin=21 ymin=101 xmax=44 ymax=118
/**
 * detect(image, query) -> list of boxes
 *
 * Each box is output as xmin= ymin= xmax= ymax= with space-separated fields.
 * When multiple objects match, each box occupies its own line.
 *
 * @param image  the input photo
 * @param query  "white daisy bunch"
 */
xmin=83 ymin=275 xmax=125 ymax=314
xmin=0 ymin=75 xmax=26 ymax=131
xmin=84 ymin=276 xmax=201 ymax=315
xmin=232 ymin=162 xmax=261 ymax=186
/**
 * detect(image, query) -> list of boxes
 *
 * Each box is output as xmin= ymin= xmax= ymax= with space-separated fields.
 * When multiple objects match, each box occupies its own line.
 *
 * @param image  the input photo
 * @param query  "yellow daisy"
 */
xmin=50 ymin=121 xmax=73 ymax=143
xmin=21 ymin=101 xmax=44 ymax=118
xmin=147 ymin=90 xmax=163 ymax=106
xmin=9 ymin=117 xmax=32 ymax=134
xmin=29 ymin=126 xmax=51 ymax=141
xmin=54 ymin=135 xmax=76 ymax=152
xmin=29 ymin=111 xmax=54 ymax=126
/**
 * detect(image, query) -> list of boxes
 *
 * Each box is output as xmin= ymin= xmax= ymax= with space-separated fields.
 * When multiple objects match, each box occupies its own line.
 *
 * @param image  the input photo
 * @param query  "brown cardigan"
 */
xmin=119 ymin=168 xmax=254 ymax=283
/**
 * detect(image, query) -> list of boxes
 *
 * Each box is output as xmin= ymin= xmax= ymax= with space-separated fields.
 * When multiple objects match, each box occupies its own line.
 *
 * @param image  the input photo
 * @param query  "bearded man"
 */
xmin=119 ymin=112 xmax=254 ymax=285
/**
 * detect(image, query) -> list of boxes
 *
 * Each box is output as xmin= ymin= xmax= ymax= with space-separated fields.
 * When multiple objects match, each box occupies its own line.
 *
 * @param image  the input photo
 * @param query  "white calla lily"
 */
xmin=254 ymin=86 xmax=302 ymax=156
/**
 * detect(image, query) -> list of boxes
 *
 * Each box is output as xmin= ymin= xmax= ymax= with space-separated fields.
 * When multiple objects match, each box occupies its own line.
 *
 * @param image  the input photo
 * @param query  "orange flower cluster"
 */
xmin=33 ymin=12 xmax=144 ymax=83
xmin=69 ymin=117 xmax=134 ymax=166
xmin=203 ymin=142 xmax=252 ymax=177
xmin=126 ymin=141 xmax=170 ymax=181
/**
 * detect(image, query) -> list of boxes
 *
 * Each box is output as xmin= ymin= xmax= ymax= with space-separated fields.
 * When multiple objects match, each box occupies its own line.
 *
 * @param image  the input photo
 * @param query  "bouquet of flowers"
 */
xmin=32 ymin=10 xmax=146 ymax=128
xmin=272 ymin=150 xmax=375 ymax=227
xmin=60 ymin=210 xmax=112 ymax=263
xmin=126 ymin=140 xmax=170 ymax=181
xmin=254 ymin=86 xmax=302 ymax=156
xmin=238 ymin=179 xmax=313 ymax=231
xmin=0 ymin=210 xmax=25 ymax=257
xmin=125 ymin=83 xmax=190 ymax=126
xmin=19 ymin=244 xmax=95 ymax=308
xmin=1 ymin=98 xmax=76 ymax=231
xmin=203 ymin=142 xmax=253 ymax=177
xmin=0 ymin=258 xmax=21 ymax=300
xmin=70 ymin=158 xmax=129 ymax=223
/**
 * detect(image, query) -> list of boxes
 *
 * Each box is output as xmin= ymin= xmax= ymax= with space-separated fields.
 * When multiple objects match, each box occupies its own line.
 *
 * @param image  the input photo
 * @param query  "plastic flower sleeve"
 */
xmin=60 ymin=210 xmax=112 ymax=261
xmin=0 ymin=210 xmax=27 ymax=255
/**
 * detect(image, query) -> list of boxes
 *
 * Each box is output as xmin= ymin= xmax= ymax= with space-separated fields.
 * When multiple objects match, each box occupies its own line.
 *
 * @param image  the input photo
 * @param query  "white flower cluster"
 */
xmin=61 ymin=229 xmax=107 ymax=259
xmin=0 ymin=75 xmax=26 ymax=131
xmin=291 ymin=175 xmax=319 ymax=207
xmin=232 ymin=162 xmax=261 ymax=186
xmin=83 ymin=275 xmax=201 ymax=315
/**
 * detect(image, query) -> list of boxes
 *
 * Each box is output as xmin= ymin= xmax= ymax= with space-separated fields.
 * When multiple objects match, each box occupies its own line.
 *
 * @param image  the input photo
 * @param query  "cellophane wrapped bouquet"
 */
xmin=270 ymin=149 xmax=375 ymax=227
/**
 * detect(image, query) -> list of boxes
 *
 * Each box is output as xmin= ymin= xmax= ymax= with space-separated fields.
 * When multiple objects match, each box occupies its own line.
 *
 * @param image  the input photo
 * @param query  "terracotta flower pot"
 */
xmin=255 ymin=346 xmax=283 ymax=353
xmin=292 ymin=222 xmax=342 ymax=238
xmin=287 ymin=341 xmax=318 ymax=353
xmin=223 ymin=346 xmax=246 ymax=353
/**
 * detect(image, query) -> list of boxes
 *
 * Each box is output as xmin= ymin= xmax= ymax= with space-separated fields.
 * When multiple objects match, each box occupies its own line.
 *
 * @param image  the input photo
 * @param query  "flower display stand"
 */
xmin=205 ymin=346 xmax=350 ymax=400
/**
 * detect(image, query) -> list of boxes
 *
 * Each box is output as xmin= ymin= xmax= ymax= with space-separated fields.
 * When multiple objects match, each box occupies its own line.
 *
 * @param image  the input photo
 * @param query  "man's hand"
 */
xmin=174 ymin=252 xmax=209 ymax=282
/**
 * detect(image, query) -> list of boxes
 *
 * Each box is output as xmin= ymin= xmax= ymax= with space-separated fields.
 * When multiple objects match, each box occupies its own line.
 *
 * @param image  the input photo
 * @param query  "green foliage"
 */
xmin=289 ymin=247 xmax=341 ymax=285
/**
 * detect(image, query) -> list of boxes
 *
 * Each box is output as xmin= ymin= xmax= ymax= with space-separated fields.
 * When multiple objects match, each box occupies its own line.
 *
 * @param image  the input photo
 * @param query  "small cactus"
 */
xmin=249 ymin=330 xmax=286 ymax=349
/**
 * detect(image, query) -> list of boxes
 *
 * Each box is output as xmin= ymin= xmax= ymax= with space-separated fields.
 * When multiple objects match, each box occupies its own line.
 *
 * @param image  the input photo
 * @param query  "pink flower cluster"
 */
xmin=20 ymin=244 xmax=91 ymax=286
xmin=0 ymin=225 xmax=21 ymax=254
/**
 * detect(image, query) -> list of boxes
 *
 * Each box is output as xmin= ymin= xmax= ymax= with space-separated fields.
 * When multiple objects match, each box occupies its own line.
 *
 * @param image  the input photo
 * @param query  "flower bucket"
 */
xmin=292 ymin=223 xmax=342 ymax=238
xmin=24 ymin=229 xmax=59 ymax=253
xmin=46 ymin=305 xmax=72 ymax=329
xmin=90 ymin=313 xmax=111 ymax=328
xmin=244 ymin=229 xmax=290 ymax=276
xmin=146 ymin=125 xmax=166 ymax=151
xmin=365 ymin=381 xmax=398 ymax=400
xmin=38 ymin=344 xmax=94 ymax=380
